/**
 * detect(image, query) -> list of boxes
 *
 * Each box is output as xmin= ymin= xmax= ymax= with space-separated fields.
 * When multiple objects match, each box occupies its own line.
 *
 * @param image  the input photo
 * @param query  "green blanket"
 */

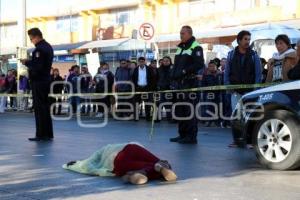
xmin=62 ymin=143 xmax=128 ymax=177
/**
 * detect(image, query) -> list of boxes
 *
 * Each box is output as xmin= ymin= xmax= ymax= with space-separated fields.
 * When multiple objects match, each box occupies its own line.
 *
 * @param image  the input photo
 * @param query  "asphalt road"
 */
xmin=0 ymin=112 xmax=299 ymax=200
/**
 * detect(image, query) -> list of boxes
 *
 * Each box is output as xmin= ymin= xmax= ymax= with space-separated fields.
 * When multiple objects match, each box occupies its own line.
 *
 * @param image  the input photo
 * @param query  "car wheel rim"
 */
xmin=257 ymin=119 xmax=292 ymax=163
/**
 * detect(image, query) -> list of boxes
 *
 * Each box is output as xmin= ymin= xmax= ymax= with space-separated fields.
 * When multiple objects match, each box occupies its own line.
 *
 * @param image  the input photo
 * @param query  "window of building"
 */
xmin=189 ymin=0 xmax=216 ymax=17
xmin=215 ymin=0 xmax=235 ymax=12
xmin=268 ymin=0 xmax=281 ymax=6
xmin=56 ymin=16 xmax=80 ymax=32
xmin=0 ymin=24 xmax=18 ymax=41
xmin=100 ymin=13 xmax=117 ymax=28
xmin=116 ymin=11 xmax=130 ymax=25
xmin=202 ymin=0 xmax=216 ymax=14
xmin=260 ymin=0 xmax=282 ymax=6
xmin=234 ymin=0 xmax=255 ymax=10
xmin=260 ymin=0 xmax=269 ymax=6
xmin=189 ymin=1 xmax=203 ymax=17
xmin=100 ymin=9 xmax=135 ymax=27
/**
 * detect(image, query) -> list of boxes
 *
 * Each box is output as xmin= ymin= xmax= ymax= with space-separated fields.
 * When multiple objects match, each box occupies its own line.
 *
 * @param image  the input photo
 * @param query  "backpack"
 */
xmin=0 ymin=77 xmax=6 ymax=92
xmin=0 ymin=77 xmax=6 ymax=87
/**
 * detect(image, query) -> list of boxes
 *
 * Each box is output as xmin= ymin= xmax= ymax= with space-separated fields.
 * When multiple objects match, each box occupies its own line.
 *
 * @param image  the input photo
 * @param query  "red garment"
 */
xmin=113 ymin=144 xmax=161 ymax=180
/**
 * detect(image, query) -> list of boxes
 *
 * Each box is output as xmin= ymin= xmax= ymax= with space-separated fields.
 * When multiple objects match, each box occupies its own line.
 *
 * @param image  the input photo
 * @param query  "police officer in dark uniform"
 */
xmin=21 ymin=28 xmax=54 ymax=141
xmin=169 ymin=26 xmax=205 ymax=144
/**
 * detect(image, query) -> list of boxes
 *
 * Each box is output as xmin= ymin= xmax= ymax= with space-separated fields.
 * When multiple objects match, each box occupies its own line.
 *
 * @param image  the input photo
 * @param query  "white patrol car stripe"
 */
xmin=244 ymin=80 xmax=300 ymax=98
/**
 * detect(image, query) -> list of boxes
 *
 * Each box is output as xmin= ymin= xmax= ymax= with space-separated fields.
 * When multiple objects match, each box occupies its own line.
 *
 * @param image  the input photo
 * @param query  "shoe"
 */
xmin=214 ymin=121 xmax=220 ymax=127
xmin=169 ymin=136 xmax=182 ymax=142
xmin=168 ymin=119 xmax=177 ymax=124
xmin=160 ymin=168 xmax=177 ymax=181
xmin=155 ymin=160 xmax=172 ymax=170
xmin=154 ymin=162 xmax=177 ymax=182
xmin=146 ymin=118 xmax=152 ymax=122
xmin=228 ymin=142 xmax=239 ymax=148
xmin=220 ymin=121 xmax=226 ymax=128
xmin=95 ymin=113 xmax=104 ymax=118
xmin=204 ymin=122 xmax=211 ymax=127
xmin=122 ymin=172 xmax=148 ymax=185
xmin=41 ymin=137 xmax=53 ymax=141
xmin=28 ymin=137 xmax=42 ymax=141
xmin=178 ymin=137 xmax=197 ymax=144
xmin=221 ymin=121 xmax=231 ymax=129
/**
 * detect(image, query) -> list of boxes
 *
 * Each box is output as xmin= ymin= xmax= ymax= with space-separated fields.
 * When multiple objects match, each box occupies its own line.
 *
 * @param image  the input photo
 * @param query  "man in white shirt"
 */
xmin=138 ymin=63 xmax=147 ymax=87
xmin=132 ymin=57 xmax=154 ymax=121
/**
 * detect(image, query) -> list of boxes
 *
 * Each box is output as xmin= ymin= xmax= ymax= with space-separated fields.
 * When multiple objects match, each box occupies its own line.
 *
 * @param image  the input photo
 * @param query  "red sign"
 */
xmin=139 ymin=23 xmax=155 ymax=41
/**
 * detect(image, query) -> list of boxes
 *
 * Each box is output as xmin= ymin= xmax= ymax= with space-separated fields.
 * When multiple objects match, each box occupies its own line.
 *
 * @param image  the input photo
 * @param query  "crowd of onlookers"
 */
xmin=1 ymin=33 xmax=300 ymax=129
xmin=0 ymin=69 xmax=30 ymax=113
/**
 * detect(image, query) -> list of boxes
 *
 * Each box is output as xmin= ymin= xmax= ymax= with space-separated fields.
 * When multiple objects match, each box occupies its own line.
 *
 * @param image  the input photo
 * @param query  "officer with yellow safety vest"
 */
xmin=169 ymin=26 xmax=205 ymax=144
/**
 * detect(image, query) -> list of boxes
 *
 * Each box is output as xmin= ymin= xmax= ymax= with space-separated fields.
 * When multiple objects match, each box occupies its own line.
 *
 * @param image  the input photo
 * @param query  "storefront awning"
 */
xmin=76 ymin=38 xmax=130 ymax=49
xmin=0 ymin=47 xmax=16 ymax=56
xmin=155 ymin=26 xmax=243 ymax=43
xmin=27 ymin=41 xmax=90 ymax=54
xmin=52 ymin=41 xmax=89 ymax=51
xmin=156 ymin=21 xmax=300 ymax=43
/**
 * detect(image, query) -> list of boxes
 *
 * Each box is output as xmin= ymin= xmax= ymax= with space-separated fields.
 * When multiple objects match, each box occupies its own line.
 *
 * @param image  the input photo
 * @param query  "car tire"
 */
xmin=253 ymin=110 xmax=300 ymax=170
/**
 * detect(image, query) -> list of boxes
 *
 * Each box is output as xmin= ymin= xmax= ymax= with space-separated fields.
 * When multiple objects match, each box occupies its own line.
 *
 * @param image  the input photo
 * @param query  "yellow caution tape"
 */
xmin=0 ymin=82 xmax=280 ymax=141
xmin=0 ymin=83 xmax=277 ymax=98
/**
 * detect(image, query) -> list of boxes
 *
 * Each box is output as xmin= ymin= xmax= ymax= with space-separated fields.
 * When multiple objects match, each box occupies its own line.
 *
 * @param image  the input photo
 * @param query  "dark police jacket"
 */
xmin=170 ymin=36 xmax=205 ymax=89
xmin=25 ymin=39 xmax=54 ymax=82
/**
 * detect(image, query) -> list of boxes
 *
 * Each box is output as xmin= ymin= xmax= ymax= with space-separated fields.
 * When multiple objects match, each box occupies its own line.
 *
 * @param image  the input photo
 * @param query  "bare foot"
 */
xmin=122 ymin=171 xmax=148 ymax=185
xmin=160 ymin=167 xmax=177 ymax=181
xmin=155 ymin=162 xmax=177 ymax=182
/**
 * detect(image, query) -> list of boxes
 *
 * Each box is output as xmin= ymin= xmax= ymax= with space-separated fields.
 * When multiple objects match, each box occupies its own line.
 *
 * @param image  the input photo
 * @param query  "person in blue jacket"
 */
xmin=224 ymin=30 xmax=262 ymax=148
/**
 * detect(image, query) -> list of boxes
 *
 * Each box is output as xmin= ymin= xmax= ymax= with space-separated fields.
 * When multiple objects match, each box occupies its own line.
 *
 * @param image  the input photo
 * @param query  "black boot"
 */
xmin=178 ymin=137 xmax=197 ymax=144
xmin=169 ymin=136 xmax=182 ymax=142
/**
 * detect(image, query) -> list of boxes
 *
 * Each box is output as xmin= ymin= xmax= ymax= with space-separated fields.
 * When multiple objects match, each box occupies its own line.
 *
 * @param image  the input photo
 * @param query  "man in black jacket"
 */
xmin=115 ymin=59 xmax=133 ymax=118
xmin=132 ymin=57 xmax=154 ymax=121
xmin=21 ymin=28 xmax=54 ymax=141
xmin=50 ymin=68 xmax=63 ymax=115
xmin=157 ymin=56 xmax=173 ymax=122
xmin=169 ymin=26 xmax=205 ymax=144
xmin=288 ymin=40 xmax=300 ymax=80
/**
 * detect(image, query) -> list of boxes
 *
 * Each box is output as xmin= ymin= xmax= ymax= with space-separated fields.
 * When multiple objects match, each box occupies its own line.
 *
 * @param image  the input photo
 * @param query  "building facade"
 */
xmin=1 ymin=0 xmax=300 ymax=74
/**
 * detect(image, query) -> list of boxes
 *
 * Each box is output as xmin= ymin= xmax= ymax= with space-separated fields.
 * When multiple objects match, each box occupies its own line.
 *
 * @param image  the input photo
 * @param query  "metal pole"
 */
xmin=0 ymin=0 xmax=2 ymax=59
xmin=18 ymin=0 xmax=27 ymax=47
xmin=17 ymin=0 xmax=27 ymax=109
xmin=69 ymin=5 xmax=72 ymax=43
xmin=144 ymin=41 xmax=147 ymax=58
xmin=153 ymin=42 xmax=159 ymax=68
